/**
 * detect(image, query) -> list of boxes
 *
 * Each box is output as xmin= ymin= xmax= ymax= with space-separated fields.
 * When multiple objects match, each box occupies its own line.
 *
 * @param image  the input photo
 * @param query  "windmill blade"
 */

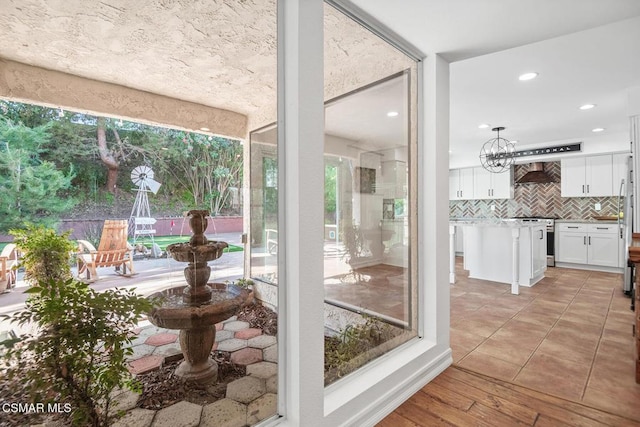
xmin=131 ymin=165 xmax=155 ymax=188
xmin=145 ymin=177 xmax=162 ymax=194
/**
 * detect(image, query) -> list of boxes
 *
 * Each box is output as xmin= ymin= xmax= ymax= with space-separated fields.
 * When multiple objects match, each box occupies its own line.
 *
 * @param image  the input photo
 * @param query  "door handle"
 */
xmin=539 ymin=230 xmax=544 ymax=239
xmin=582 ymin=184 xmax=585 ymax=194
xmin=587 ymin=184 xmax=590 ymax=193
xmin=584 ymin=236 xmax=586 ymax=245
xmin=588 ymin=236 xmax=591 ymax=245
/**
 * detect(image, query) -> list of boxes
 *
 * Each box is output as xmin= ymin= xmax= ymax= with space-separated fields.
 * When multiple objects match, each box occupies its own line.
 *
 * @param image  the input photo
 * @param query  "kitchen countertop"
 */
xmin=556 ymin=219 xmax=619 ymax=224
xmin=450 ymin=218 xmax=546 ymax=228
xmin=628 ymin=233 xmax=640 ymax=263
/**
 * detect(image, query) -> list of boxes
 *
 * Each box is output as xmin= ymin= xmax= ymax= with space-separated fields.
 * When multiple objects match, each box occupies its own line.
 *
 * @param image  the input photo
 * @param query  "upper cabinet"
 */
xmin=561 ymin=155 xmax=614 ymax=197
xmin=473 ymin=167 xmax=513 ymax=200
xmin=449 ymin=168 xmax=474 ymax=200
xmin=612 ymin=153 xmax=630 ymax=195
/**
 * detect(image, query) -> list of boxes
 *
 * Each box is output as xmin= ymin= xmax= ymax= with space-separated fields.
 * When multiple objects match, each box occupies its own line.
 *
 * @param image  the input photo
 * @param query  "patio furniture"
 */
xmin=77 ymin=220 xmax=135 ymax=282
xmin=0 ymin=244 xmax=19 ymax=293
xmin=266 ymin=229 xmax=278 ymax=255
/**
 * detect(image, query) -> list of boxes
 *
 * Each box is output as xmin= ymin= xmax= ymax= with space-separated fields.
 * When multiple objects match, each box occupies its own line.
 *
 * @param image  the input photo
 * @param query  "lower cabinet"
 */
xmin=530 ymin=225 xmax=547 ymax=278
xmin=557 ymin=223 xmax=619 ymax=268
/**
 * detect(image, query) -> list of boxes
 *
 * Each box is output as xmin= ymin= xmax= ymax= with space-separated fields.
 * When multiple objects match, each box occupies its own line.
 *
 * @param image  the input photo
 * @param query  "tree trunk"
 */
xmin=96 ymin=117 xmax=119 ymax=193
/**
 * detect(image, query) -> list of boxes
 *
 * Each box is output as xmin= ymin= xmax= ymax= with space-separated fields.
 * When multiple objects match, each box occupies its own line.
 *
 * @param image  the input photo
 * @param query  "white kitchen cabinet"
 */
xmin=530 ymin=225 xmax=547 ymax=278
xmin=449 ymin=168 xmax=474 ymax=200
xmin=561 ymin=155 xmax=614 ymax=197
xmin=587 ymin=224 xmax=619 ymax=267
xmin=612 ymin=153 xmax=630 ymax=195
xmin=557 ymin=222 xmax=619 ymax=268
xmin=473 ymin=167 xmax=513 ymax=200
xmin=455 ymin=225 xmax=464 ymax=254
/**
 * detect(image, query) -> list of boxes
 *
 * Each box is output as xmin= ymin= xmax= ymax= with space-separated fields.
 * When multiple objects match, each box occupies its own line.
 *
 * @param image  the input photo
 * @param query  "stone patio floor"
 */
xmin=112 ymin=316 xmax=278 ymax=427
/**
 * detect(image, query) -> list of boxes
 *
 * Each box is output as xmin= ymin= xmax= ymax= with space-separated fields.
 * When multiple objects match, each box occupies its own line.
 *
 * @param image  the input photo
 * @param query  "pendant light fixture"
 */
xmin=479 ymin=126 xmax=515 ymax=173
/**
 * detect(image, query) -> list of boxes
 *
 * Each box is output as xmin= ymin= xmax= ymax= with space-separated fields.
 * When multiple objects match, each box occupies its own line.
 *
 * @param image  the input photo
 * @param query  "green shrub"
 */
xmin=324 ymin=315 xmax=398 ymax=384
xmin=1 ymin=278 xmax=153 ymax=426
xmin=10 ymin=224 xmax=75 ymax=285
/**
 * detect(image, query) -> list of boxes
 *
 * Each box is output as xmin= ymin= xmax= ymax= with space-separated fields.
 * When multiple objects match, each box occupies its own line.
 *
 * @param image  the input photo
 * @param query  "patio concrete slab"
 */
xmin=215 ymin=329 xmax=234 ymax=342
xmin=246 ymin=361 xmax=277 ymax=379
xmin=248 ymin=334 xmax=276 ymax=349
xmin=111 ymin=408 xmax=156 ymax=427
xmin=152 ymin=401 xmax=202 ymax=427
xmin=223 ymin=320 xmax=250 ymax=332
xmin=263 ymin=344 xmax=277 ymax=363
xmin=247 ymin=393 xmax=277 ymax=425
xmin=230 ymin=347 xmax=263 ymax=366
xmin=153 ymin=342 xmax=183 ymax=362
xmin=234 ymin=328 xmax=262 ymax=340
xmin=200 ymin=399 xmax=247 ymax=427
xmin=145 ymin=332 xmax=178 ymax=346
xmin=128 ymin=355 xmax=164 ymax=375
xmin=110 ymin=388 xmax=141 ymax=413
xmin=226 ymin=376 xmax=266 ymax=404
xmin=217 ymin=338 xmax=248 ymax=352
xmin=266 ymin=375 xmax=277 ymax=394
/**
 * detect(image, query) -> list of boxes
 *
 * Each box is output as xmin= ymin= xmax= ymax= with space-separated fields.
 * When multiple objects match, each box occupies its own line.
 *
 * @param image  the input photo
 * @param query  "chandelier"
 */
xmin=479 ymin=126 xmax=516 ymax=173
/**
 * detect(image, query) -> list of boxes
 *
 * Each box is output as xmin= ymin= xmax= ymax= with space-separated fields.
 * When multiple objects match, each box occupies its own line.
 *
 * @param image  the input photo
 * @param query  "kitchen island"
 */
xmin=449 ymin=219 xmax=547 ymax=294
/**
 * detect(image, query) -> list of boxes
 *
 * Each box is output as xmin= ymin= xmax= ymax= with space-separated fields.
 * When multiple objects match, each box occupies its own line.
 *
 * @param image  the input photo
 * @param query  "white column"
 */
xmin=628 ymin=87 xmax=640 ymax=231
xmin=449 ymin=224 xmax=456 ymax=283
xmin=278 ymin=0 xmax=325 ymax=425
xmin=511 ymin=228 xmax=520 ymax=295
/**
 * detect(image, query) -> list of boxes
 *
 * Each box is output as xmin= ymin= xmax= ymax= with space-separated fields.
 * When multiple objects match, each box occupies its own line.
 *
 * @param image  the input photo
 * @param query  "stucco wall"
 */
xmin=0 ymin=59 xmax=248 ymax=139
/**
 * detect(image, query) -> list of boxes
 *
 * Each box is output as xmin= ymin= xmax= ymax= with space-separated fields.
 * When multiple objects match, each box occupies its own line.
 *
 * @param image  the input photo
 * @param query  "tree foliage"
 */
xmin=0 ymin=100 xmax=244 ymax=232
xmin=152 ymin=131 xmax=243 ymax=215
xmin=0 ymin=118 xmax=76 ymax=230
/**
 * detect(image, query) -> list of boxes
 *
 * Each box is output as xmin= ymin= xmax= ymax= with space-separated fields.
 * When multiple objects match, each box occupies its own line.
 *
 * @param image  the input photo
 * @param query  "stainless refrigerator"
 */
xmin=620 ymin=155 xmax=634 ymax=294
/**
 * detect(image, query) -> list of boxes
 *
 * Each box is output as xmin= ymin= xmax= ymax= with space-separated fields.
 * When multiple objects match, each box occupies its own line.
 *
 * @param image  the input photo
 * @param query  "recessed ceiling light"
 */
xmin=387 ymin=111 xmax=399 ymax=117
xmin=592 ymin=128 xmax=605 ymax=133
xmin=200 ymin=127 xmax=210 ymax=131
xmin=579 ymin=104 xmax=596 ymax=110
xmin=518 ymin=72 xmax=538 ymax=81
xmin=478 ymin=123 xmax=490 ymax=129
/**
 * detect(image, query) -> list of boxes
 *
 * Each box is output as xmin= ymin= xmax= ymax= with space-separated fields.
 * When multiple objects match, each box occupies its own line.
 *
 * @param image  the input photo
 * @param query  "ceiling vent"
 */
xmin=516 ymin=162 xmax=554 ymax=184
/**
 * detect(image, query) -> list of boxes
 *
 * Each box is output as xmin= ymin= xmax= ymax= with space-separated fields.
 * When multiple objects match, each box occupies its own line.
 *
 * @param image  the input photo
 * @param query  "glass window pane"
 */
xmin=323 ymin=5 xmax=418 ymax=386
xmin=250 ymin=125 xmax=279 ymax=285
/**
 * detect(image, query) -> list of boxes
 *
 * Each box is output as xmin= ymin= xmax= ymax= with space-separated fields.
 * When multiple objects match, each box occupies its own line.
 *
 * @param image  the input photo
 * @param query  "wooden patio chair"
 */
xmin=0 ymin=244 xmax=20 ymax=293
xmin=77 ymin=220 xmax=135 ymax=282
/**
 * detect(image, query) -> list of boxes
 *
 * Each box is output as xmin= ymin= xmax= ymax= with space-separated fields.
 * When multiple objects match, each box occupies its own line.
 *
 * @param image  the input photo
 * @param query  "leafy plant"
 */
xmin=1 ymin=278 xmax=153 ymax=426
xmin=324 ymin=315 xmax=398 ymax=385
xmin=233 ymin=278 xmax=254 ymax=289
xmin=10 ymin=225 xmax=75 ymax=285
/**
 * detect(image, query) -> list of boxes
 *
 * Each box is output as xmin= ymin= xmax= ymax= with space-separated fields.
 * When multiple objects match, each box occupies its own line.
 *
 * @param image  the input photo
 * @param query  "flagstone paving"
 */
xmin=116 ymin=315 xmax=278 ymax=426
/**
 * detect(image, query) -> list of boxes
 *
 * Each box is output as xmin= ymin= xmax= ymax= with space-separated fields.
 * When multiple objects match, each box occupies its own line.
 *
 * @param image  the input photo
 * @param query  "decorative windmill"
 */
xmin=129 ymin=165 xmax=161 ymax=246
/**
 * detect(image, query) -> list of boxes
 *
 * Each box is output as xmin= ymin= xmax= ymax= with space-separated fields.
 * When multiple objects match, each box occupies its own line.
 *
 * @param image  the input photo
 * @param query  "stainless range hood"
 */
xmin=516 ymin=162 xmax=554 ymax=184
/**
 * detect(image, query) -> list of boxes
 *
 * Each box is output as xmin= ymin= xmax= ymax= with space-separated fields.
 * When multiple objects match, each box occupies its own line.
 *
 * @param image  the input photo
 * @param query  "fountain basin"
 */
xmin=148 ymin=283 xmax=252 ymax=330
xmin=166 ymin=241 xmax=228 ymax=263
xmin=147 ymin=283 xmax=253 ymax=383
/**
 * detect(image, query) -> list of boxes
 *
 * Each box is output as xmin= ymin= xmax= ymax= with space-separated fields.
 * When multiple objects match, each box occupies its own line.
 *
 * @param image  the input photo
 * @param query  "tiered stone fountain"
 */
xmin=148 ymin=210 xmax=252 ymax=383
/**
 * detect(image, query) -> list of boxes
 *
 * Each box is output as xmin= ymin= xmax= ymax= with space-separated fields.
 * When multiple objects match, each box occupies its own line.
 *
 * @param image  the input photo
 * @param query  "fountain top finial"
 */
xmin=187 ymin=210 xmax=209 ymax=246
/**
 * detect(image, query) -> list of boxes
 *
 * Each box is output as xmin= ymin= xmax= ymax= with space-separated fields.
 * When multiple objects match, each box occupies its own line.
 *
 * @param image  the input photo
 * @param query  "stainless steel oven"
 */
xmin=513 ymin=217 xmax=556 ymax=266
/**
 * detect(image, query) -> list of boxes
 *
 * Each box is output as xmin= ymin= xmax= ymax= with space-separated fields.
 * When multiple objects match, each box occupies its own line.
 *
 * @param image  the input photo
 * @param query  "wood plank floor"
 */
xmin=378 ymin=366 xmax=640 ymax=426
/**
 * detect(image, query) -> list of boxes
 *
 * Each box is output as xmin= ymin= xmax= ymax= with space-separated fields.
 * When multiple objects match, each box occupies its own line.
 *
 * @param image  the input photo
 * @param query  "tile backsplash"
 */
xmin=449 ymin=162 xmax=620 ymax=219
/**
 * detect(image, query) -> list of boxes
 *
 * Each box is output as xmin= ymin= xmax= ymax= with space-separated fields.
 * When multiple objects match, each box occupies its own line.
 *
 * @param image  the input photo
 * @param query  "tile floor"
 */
xmin=451 ymin=258 xmax=640 ymax=421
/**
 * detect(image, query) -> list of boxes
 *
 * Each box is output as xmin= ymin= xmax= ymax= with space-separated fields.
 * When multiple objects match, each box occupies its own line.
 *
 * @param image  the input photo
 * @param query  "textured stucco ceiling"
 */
xmin=0 ymin=1 xmax=412 ymax=135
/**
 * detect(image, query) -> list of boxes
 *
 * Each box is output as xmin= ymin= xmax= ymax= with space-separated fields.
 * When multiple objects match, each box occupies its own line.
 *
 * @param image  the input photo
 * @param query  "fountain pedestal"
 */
xmin=147 ymin=210 xmax=252 ymax=383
